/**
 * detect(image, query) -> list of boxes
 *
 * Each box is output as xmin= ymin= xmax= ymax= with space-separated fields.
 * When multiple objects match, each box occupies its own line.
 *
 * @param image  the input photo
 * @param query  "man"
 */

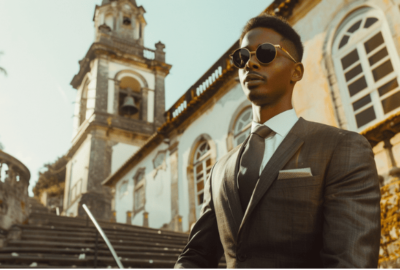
xmin=175 ymin=14 xmax=380 ymax=268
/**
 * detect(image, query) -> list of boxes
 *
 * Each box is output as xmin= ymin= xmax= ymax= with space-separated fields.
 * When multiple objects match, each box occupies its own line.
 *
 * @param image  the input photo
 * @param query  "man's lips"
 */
xmin=243 ymin=72 xmax=265 ymax=83
xmin=243 ymin=72 xmax=265 ymax=88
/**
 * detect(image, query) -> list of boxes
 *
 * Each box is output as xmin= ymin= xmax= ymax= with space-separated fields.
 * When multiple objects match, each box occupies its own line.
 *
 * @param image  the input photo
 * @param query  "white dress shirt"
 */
xmin=250 ymin=109 xmax=299 ymax=175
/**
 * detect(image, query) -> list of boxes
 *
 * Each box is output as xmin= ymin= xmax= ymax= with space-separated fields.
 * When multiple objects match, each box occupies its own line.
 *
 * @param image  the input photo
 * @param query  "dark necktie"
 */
xmin=237 ymin=125 xmax=272 ymax=212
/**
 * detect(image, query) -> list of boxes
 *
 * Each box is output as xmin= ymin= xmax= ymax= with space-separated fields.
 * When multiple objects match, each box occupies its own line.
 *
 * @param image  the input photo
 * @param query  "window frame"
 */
xmin=133 ymin=168 xmax=146 ymax=214
xmin=118 ymin=180 xmax=129 ymax=199
xmin=193 ymin=141 xmax=212 ymax=219
xmin=332 ymin=10 xmax=400 ymax=132
xmin=233 ymin=107 xmax=253 ymax=147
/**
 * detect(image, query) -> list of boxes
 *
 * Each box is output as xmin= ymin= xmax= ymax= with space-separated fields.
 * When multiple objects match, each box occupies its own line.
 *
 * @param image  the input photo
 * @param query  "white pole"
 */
xmin=82 ymin=204 xmax=124 ymax=269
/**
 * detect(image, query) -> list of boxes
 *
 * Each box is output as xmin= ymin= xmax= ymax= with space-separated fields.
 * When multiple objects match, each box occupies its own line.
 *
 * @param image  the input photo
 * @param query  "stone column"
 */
xmin=154 ymin=73 xmax=166 ymax=129
xmin=79 ymin=134 xmax=112 ymax=220
xmin=154 ymin=41 xmax=166 ymax=62
xmin=126 ymin=211 xmax=132 ymax=225
xmin=110 ymin=187 xmax=116 ymax=222
xmin=384 ymin=137 xmax=400 ymax=177
xmin=143 ymin=211 xmax=149 ymax=227
xmin=111 ymin=211 xmax=116 ymax=223
xmin=169 ymin=147 xmax=181 ymax=231
xmin=141 ymin=87 xmax=148 ymax=122
xmin=113 ymin=80 xmax=120 ymax=115
xmin=94 ymin=56 xmax=109 ymax=114
xmin=172 ymin=215 xmax=183 ymax=232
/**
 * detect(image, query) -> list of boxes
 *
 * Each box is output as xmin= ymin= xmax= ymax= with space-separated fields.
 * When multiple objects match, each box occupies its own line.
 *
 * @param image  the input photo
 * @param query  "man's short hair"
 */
xmin=240 ymin=14 xmax=304 ymax=62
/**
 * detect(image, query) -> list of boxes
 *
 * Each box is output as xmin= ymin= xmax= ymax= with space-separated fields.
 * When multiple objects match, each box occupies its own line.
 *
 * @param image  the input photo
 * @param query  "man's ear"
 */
xmin=291 ymin=62 xmax=304 ymax=83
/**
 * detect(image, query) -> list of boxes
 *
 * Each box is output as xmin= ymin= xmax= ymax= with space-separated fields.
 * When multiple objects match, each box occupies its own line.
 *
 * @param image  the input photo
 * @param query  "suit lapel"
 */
xmin=223 ymin=136 xmax=249 ymax=233
xmin=238 ymin=120 xmax=305 ymax=235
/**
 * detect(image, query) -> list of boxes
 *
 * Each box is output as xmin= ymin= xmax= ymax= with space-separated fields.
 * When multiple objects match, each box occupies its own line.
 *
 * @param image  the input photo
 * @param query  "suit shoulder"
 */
xmin=299 ymin=118 xmax=371 ymax=149
xmin=301 ymin=118 xmax=364 ymax=140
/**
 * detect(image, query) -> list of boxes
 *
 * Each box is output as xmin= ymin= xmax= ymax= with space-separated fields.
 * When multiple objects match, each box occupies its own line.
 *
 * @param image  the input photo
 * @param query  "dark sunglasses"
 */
xmin=229 ymin=42 xmax=297 ymax=69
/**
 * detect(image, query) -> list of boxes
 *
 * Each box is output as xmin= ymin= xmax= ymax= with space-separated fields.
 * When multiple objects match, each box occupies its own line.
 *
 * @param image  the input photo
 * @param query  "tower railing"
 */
xmin=97 ymin=32 xmax=156 ymax=61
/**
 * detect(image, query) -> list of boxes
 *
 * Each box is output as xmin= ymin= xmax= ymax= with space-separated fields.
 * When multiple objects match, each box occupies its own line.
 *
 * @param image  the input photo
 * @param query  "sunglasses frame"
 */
xmin=229 ymin=42 xmax=297 ymax=68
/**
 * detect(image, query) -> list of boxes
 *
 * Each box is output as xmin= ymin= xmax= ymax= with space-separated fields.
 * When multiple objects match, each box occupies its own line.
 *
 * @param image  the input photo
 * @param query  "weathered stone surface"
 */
xmin=154 ymin=74 xmax=166 ymax=128
xmin=7 ymin=226 xmax=22 ymax=241
xmin=141 ymin=87 xmax=148 ymax=122
xmin=77 ymin=191 xmax=111 ymax=221
xmin=379 ymin=175 xmax=400 ymax=267
xmin=169 ymin=150 xmax=180 ymax=231
xmin=95 ymin=57 xmax=109 ymax=114
xmin=93 ymin=112 xmax=155 ymax=135
xmin=0 ymin=151 xmax=30 ymax=231
xmin=79 ymin=134 xmax=113 ymax=220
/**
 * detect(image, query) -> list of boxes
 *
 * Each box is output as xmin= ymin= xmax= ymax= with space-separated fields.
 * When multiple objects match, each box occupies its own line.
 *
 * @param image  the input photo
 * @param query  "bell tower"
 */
xmin=63 ymin=0 xmax=171 ymax=220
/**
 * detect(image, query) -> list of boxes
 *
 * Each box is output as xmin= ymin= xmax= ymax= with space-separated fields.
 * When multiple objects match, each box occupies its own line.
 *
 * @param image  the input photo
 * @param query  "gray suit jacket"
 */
xmin=175 ymin=117 xmax=381 ymax=268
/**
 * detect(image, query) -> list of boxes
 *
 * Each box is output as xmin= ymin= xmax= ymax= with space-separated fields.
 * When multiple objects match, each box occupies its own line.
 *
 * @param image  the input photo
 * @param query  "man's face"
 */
xmin=239 ymin=27 xmax=295 ymax=107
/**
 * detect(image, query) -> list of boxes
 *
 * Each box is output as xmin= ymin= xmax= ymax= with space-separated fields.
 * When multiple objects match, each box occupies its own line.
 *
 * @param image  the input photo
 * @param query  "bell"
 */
xmin=120 ymin=95 xmax=139 ymax=116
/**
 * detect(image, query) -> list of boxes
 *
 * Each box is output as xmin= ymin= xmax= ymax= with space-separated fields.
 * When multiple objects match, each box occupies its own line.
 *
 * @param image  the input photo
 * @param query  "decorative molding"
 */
xmin=361 ymin=111 xmax=400 ymax=147
xmin=70 ymin=37 xmax=171 ymax=89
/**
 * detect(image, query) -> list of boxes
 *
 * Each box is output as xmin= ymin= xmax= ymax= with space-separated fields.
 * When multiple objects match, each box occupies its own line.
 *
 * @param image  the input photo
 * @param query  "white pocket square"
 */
xmin=278 ymin=168 xmax=313 ymax=179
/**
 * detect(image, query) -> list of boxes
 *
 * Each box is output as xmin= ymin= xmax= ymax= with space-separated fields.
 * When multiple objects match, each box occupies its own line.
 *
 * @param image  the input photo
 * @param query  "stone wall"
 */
xmin=0 ymin=151 xmax=30 ymax=231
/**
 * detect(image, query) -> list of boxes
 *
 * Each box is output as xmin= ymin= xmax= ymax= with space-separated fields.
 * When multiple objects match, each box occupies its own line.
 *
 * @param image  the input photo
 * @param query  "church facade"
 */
xmin=63 ymin=0 xmax=400 ymax=266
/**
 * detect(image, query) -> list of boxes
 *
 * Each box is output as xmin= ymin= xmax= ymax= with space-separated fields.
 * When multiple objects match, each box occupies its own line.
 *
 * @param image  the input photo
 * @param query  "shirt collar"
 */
xmin=251 ymin=109 xmax=299 ymax=137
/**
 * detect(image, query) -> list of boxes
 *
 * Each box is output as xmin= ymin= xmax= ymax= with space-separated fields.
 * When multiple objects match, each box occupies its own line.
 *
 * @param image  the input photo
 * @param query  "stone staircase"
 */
xmin=0 ymin=198 xmax=226 ymax=268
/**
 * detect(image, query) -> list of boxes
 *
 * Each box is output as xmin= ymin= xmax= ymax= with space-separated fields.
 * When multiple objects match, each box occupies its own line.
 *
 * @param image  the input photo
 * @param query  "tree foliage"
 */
xmin=33 ymin=155 xmax=69 ymax=198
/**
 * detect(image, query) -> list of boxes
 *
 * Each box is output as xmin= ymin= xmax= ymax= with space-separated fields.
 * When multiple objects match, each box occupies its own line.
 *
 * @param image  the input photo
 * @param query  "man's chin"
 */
xmin=247 ymin=92 xmax=269 ymax=105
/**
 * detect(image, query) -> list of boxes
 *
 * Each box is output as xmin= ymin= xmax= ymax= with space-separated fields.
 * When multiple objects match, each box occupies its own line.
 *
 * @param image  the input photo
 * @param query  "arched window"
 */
xmin=119 ymin=76 xmax=141 ymax=119
xmin=193 ymin=141 xmax=212 ymax=218
xmin=105 ymin=14 xmax=114 ymax=30
xmin=234 ymin=107 xmax=253 ymax=146
xmin=333 ymin=8 xmax=400 ymax=131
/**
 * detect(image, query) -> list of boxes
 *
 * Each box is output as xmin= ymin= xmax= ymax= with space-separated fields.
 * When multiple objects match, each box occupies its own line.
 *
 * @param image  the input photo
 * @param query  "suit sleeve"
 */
xmin=174 ymin=164 xmax=224 ymax=268
xmin=321 ymin=132 xmax=381 ymax=267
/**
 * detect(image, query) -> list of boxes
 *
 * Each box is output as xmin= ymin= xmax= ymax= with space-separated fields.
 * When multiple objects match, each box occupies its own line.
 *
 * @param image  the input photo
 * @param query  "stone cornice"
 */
xmin=70 ymin=35 xmax=171 ymax=89
xmin=361 ymin=111 xmax=400 ymax=148
xmin=67 ymin=113 xmax=153 ymax=159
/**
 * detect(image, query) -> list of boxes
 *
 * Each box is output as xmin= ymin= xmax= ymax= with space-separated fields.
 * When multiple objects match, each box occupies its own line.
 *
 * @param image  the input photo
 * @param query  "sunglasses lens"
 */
xmin=232 ymin=49 xmax=250 ymax=68
xmin=256 ymin=43 xmax=276 ymax=64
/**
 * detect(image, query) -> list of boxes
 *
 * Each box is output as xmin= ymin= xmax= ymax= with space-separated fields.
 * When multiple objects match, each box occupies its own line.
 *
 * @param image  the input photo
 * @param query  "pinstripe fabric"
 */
xmin=175 ymin=118 xmax=381 ymax=268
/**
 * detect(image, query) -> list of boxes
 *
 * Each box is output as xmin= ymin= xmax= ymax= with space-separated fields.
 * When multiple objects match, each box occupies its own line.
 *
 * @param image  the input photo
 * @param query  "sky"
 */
xmin=0 ymin=0 xmax=273 ymax=196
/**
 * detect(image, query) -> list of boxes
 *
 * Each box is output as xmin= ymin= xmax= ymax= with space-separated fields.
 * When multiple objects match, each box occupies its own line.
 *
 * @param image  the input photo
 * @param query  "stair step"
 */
xmin=28 ymin=213 xmax=188 ymax=237
xmin=0 ymin=264 xmax=93 ymax=268
xmin=7 ymin=240 xmax=183 ymax=253
xmin=21 ymin=235 xmax=184 ymax=249
xmin=0 ymin=247 xmax=180 ymax=259
xmin=1 ymin=202 xmax=193 ymax=268
xmin=19 ymin=224 xmax=188 ymax=241
xmin=20 ymin=229 xmax=187 ymax=245
xmin=0 ymin=253 xmax=177 ymax=268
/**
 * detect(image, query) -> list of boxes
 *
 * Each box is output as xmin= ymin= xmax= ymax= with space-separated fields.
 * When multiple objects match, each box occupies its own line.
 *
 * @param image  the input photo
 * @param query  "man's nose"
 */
xmin=245 ymin=53 xmax=260 ymax=70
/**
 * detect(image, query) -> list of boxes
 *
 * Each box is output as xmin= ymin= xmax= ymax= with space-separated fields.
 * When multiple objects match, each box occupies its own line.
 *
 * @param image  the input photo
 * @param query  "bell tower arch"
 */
xmin=63 ymin=0 xmax=171 ymax=220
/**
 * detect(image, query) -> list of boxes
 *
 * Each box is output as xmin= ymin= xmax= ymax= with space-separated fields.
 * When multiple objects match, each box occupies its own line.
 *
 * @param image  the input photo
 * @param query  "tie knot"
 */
xmin=252 ymin=125 xmax=272 ymax=139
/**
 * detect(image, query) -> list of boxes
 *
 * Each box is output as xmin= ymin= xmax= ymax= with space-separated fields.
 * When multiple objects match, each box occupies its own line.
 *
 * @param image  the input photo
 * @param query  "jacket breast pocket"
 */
xmin=272 ymin=175 xmax=321 ymax=189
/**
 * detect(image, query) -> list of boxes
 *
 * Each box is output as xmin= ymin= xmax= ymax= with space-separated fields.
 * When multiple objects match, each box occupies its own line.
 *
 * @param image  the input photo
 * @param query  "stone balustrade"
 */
xmin=0 ymin=150 xmax=30 ymax=231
